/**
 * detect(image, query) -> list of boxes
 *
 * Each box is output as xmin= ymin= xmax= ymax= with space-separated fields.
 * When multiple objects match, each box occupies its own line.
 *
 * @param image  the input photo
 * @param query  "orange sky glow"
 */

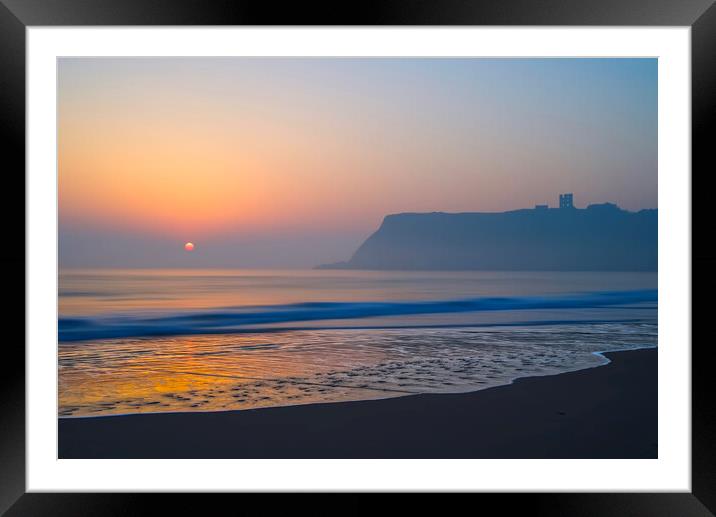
xmin=58 ymin=58 xmax=657 ymax=267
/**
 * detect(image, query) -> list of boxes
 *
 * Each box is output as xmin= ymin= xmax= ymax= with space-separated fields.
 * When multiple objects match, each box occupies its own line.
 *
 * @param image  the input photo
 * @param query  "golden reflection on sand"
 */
xmin=58 ymin=323 xmax=656 ymax=417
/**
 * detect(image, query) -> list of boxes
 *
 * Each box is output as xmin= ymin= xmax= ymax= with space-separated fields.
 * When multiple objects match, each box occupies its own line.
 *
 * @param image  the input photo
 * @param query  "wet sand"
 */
xmin=58 ymin=348 xmax=657 ymax=458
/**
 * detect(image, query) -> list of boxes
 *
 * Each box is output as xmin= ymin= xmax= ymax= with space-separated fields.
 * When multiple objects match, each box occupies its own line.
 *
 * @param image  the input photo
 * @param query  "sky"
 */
xmin=58 ymin=57 xmax=657 ymax=268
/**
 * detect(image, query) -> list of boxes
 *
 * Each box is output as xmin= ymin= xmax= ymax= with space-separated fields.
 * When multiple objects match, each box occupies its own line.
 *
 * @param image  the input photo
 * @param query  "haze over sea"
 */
xmin=59 ymin=269 xmax=657 ymax=417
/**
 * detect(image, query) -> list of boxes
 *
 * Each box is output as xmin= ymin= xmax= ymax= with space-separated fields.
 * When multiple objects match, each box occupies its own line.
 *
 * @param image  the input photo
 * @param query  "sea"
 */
xmin=58 ymin=269 xmax=657 ymax=417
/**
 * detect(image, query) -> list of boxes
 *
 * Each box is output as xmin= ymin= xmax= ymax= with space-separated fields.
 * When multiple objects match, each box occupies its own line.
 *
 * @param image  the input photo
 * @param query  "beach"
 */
xmin=58 ymin=348 xmax=657 ymax=459
xmin=58 ymin=269 xmax=657 ymax=419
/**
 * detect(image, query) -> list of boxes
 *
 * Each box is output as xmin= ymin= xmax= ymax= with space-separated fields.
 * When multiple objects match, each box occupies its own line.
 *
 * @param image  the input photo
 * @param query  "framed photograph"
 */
xmin=3 ymin=0 xmax=713 ymax=512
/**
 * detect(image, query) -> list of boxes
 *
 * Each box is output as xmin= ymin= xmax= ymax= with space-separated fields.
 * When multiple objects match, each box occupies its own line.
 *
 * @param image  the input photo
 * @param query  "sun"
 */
xmin=184 ymin=242 xmax=195 ymax=251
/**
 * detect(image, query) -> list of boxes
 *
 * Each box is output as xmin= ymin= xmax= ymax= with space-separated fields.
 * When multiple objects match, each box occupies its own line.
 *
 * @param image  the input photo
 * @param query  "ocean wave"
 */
xmin=58 ymin=289 xmax=657 ymax=342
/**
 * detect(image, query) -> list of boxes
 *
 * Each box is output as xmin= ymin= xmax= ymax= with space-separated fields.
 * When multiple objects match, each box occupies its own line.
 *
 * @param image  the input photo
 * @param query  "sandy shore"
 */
xmin=58 ymin=348 xmax=657 ymax=458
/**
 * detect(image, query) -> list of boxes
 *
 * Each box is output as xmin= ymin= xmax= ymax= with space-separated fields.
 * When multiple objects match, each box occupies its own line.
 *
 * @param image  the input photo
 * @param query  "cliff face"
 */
xmin=318 ymin=204 xmax=657 ymax=271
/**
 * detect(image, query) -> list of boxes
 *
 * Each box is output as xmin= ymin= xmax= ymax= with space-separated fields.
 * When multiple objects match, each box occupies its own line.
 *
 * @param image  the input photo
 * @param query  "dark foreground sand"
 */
xmin=58 ymin=349 xmax=657 ymax=458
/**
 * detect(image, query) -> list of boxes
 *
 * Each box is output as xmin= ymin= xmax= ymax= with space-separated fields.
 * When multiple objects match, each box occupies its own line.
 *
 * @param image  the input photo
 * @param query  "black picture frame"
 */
xmin=2 ymin=0 xmax=713 ymax=513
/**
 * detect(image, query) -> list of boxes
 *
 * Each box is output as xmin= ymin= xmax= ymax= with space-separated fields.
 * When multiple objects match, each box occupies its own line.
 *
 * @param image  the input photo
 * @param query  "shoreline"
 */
xmin=58 ymin=344 xmax=655 ymax=422
xmin=58 ymin=348 xmax=657 ymax=459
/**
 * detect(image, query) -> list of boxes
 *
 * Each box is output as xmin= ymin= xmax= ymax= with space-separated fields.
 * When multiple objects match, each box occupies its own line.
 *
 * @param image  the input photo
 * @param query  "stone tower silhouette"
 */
xmin=559 ymin=193 xmax=574 ymax=209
